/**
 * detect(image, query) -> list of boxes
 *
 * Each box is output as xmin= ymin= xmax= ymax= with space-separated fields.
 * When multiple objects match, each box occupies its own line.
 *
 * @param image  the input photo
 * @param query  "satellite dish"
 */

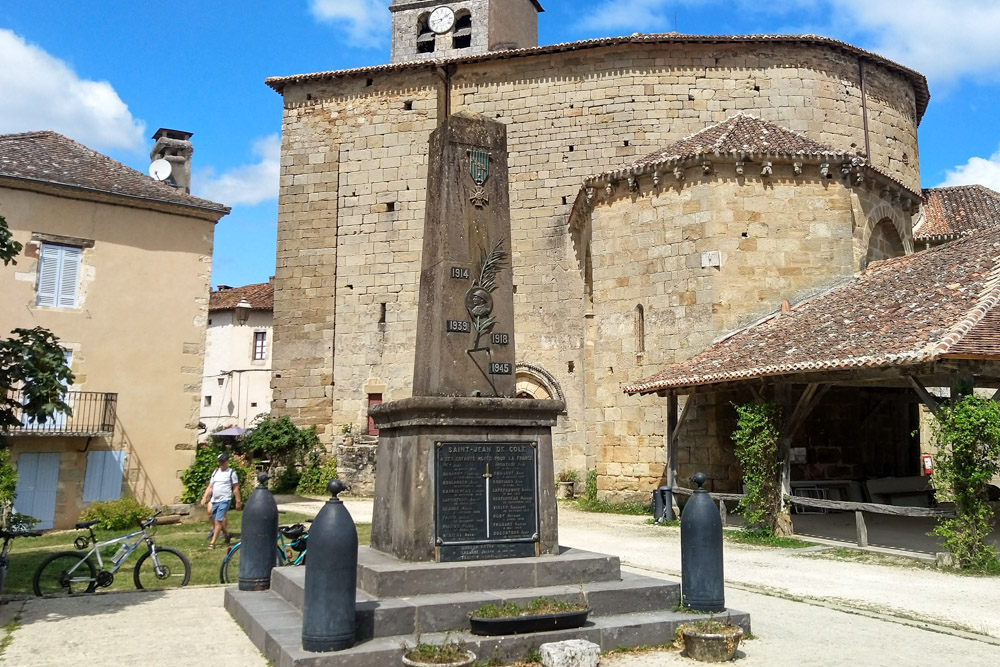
xmin=149 ymin=158 xmax=172 ymax=181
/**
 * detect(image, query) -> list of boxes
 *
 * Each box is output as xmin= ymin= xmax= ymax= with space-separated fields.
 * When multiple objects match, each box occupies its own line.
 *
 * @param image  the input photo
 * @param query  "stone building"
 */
xmin=0 ymin=130 xmax=228 ymax=527
xmin=266 ymin=1 xmax=929 ymax=500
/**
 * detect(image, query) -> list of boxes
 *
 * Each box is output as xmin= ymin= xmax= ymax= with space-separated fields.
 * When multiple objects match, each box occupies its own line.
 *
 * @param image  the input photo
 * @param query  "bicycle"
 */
xmin=32 ymin=510 xmax=191 ymax=596
xmin=219 ymin=520 xmax=309 ymax=584
xmin=0 ymin=528 xmax=42 ymax=601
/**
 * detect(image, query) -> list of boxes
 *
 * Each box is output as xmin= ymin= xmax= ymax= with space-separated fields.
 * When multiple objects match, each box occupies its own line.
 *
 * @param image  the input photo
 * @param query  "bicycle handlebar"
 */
xmin=0 ymin=529 xmax=43 ymax=539
xmin=140 ymin=509 xmax=164 ymax=529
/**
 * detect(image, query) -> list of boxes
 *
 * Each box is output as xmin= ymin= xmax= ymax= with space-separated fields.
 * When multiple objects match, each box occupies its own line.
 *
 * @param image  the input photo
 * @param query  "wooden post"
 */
xmin=855 ymin=511 xmax=868 ymax=548
xmin=719 ymin=499 xmax=728 ymax=527
xmin=666 ymin=394 xmax=679 ymax=489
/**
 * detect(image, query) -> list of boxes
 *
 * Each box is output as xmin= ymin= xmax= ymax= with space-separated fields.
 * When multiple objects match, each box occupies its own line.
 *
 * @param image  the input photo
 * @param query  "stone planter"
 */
xmin=556 ymin=481 xmax=575 ymax=499
xmin=401 ymin=649 xmax=476 ymax=667
xmin=680 ymin=625 xmax=743 ymax=663
xmin=470 ymin=608 xmax=591 ymax=636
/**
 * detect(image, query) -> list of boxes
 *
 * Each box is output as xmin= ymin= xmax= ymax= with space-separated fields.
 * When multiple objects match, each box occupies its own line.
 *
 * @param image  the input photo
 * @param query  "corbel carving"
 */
xmin=761 ymin=161 xmax=773 ymax=177
xmin=628 ymin=175 xmax=638 ymax=192
xmin=793 ymin=162 xmax=803 ymax=176
xmin=735 ymin=161 xmax=745 ymax=176
xmin=673 ymin=166 xmax=684 ymax=181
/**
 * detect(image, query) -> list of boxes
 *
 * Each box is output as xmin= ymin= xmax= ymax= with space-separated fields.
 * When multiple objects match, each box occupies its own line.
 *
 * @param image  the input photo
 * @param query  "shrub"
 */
xmin=296 ymin=449 xmax=339 ymax=496
xmin=79 ymin=497 xmax=154 ymax=530
xmin=929 ymin=395 xmax=1000 ymax=570
xmin=242 ymin=414 xmax=319 ymax=473
xmin=273 ymin=464 xmax=302 ymax=494
xmin=180 ymin=443 xmax=251 ymax=504
xmin=731 ymin=401 xmax=783 ymax=536
xmin=585 ymin=468 xmax=598 ymax=502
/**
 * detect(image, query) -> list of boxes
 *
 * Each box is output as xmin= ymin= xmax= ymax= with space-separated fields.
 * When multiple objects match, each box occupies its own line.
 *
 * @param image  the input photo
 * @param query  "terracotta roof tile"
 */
xmin=265 ymin=33 xmax=929 ymax=120
xmin=0 ymin=131 xmax=229 ymax=215
xmin=625 ymin=229 xmax=1000 ymax=394
xmin=628 ymin=113 xmax=837 ymax=168
xmin=209 ymin=281 xmax=273 ymax=311
xmin=914 ymin=185 xmax=1000 ymax=242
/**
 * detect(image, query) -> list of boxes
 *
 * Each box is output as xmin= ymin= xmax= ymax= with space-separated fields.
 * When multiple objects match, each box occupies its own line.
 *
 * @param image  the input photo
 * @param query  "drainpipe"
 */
xmin=432 ymin=64 xmax=457 ymax=122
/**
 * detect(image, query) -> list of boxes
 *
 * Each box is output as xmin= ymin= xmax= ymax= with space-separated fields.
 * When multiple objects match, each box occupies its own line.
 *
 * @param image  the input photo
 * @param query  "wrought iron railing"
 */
xmin=5 ymin=390 xmax=117 ymax=437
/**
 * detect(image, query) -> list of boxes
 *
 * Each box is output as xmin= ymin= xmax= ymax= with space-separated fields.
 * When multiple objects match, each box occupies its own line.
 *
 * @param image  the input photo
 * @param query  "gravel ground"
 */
xmin=3 ymin=498 xmax=998 ymax=666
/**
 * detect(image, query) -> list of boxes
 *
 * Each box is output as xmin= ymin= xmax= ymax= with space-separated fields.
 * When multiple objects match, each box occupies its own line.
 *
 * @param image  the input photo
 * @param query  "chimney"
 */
xmin=150 ymin=128 xmax=194 ymax=193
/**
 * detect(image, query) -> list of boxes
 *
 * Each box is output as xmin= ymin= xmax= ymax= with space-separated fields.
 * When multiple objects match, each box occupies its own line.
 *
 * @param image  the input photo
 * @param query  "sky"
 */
xmin=2 ymin=1 xmax=1000 ymax=288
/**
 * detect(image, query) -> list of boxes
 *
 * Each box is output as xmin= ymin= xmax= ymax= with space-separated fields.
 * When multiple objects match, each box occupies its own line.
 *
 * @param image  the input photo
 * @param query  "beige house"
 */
xmin=0 ymin=130 xmax=228 ymax=529
xmin=267 ymin=0 xmax=931 ymax=501
xmin=201 ymin=281 xmax=274 ymax=433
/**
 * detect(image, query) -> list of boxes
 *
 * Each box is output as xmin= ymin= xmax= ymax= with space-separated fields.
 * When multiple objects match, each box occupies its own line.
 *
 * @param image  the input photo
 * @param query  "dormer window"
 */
xmin=453 ymin=11 xmax=472 ymax=49
xmin=417 ymin=15 xmax=435 ymax=53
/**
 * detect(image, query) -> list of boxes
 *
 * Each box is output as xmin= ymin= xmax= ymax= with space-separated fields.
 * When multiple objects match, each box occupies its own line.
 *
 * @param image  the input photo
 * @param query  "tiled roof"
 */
xmin=914 ymin=185 xmax=1000 ymax=242
xmin=628 ymin=113 xmax=837 ymax=168
xmin=0 ymin=131 xmax=229 ymax=215
xmin=625 ymin=228 xmax=1000 ymax=394
xmin=209 ymin=281 xmax=273 ymax=311
xmin=265 ymin=33 xmax=930 ymax=120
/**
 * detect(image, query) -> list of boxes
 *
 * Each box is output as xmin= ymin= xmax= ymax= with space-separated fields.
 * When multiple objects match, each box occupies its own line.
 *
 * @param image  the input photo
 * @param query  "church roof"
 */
xmin=624 ymin=227 xmax=1000 ymax=395
xmin=265 ymin=33 xmax=929 ymax=121
xmin=210 ymin=280 xmax=274 ymax=312
xmin=914 ymin=185 xmax=1000 ymax=243
xmin=0 ymin=131 xmax=229 ymax=216
xmin=628 ymin=113 xmax=838 ymax=167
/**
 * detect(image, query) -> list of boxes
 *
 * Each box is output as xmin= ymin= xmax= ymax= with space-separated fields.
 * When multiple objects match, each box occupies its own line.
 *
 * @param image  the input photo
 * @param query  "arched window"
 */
xmin=862 ymin=219 xmax=904 ymax=270
xmin=453 ymin=11 xmax=472 ymax=49
xmin=417 ymin=14 xmax=435 ymax=54
xmin=634 ymin=304 xmax=645 ymax=358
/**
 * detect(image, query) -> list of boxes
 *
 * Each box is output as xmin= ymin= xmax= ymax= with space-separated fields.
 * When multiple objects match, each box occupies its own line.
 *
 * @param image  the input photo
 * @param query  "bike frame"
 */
xmin=62 ymin=516 xmax=161 ymax=585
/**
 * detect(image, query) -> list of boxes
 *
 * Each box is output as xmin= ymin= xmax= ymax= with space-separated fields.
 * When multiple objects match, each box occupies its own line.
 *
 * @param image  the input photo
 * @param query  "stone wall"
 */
xmin=271 ymin=38 xmax=922 ymax=496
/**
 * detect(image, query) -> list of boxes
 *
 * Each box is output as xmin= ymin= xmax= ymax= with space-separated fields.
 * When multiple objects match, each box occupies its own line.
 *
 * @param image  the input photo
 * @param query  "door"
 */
xmin=13 ymin=452 xmax=61 ymax=529
xmin=367 ymin=393 xmax=382 ymax=436
xmin=82 ymin=450 xmax=125 ymax=502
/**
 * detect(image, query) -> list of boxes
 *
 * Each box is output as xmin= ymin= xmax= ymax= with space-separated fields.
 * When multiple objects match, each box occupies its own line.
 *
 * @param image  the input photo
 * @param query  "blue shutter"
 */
xmin=13 ymin=453 xmax=61 ymax=530
xmin=36 ymin=244 xmax=81 ymax=308
xmin=82 ymin=450 xmax=125 ymax=502
xmin=36 ymin=244 xmax=60 ymax=307
xmin=58 ymin=246 xmax=81 ymax=307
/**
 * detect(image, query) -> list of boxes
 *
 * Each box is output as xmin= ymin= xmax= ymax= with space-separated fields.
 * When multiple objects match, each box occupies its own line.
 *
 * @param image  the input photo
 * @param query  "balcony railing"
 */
xmin=5 ymin=391 xmax=117 ymax=437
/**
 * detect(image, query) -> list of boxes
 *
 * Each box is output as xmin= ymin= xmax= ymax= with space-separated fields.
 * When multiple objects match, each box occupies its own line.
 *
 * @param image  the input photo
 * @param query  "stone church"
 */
xmin=267 ymin=0 xmax=929 ymax=500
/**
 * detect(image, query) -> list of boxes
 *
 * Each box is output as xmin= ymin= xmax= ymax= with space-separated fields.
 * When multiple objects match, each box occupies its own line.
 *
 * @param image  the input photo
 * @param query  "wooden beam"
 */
xmin=855 ymin=511 xmax=869 ymax=548
xmin=666 ymin=394 xmax=679 ymax=490
xmin=671 ymin=395 xmax=692 ymax=443
xmin=908 ymin=376 xmax=940 ymax=415
xmin=992 ymin=387 xmax=1000 ymax=402
xmin=785 ymin=495 xmax=954 ymax=517
xmin=672 ymin=486 xmax=744 ymax=502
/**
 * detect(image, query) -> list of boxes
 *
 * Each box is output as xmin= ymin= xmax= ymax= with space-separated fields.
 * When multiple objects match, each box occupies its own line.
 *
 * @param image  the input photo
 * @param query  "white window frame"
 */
xmin=37 ymin=243 xmax=81 ymax=308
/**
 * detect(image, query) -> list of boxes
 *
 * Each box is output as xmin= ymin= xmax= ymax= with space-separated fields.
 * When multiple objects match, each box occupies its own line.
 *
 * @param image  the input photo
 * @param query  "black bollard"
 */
xmin=680 ymin=472 xmax=725 ymax=612
xmin=239 ymin=472 xmax=279 ymax=591
xmin=653 ymin=485 xmax=674 ymax=522
xmin=302 ymin=480 xmax=358 ymax=652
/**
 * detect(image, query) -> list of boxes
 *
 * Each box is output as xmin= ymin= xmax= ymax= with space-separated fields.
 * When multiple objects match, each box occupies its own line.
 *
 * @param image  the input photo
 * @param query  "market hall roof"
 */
xmin=914 ymin=185 xmax=1000 ymax=243
xmin=624 ymin=227 xmax=1000 ymax=395
xmin=264 ymin=32 xmax=930 ymax=121
xmin=209 ymin=280 xmax=274 ymax=312
xmin=0 ymin=131 xmax=230 ymax=217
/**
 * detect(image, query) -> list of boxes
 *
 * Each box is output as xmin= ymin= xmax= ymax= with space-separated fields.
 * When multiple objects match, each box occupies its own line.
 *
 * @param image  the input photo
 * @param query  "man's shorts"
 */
xmin=211 ymin=500 xmax=231 ymax=521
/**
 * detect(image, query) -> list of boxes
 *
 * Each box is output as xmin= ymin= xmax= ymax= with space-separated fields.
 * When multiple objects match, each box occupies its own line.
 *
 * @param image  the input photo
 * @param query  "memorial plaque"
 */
xmin=435 ymin=441 xmax=539 ymax=562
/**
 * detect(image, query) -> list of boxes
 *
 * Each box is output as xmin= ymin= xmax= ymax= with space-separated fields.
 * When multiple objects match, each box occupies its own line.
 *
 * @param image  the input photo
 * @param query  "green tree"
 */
xmin=731 ymin=400 xmax=783 ymax=536
xmin=0 ymin=209 xmax=75 ymax=526
xmin=929 ymin=395 xmax=1000 ymax=570
xmin=241 ymin=414 xmax=319 ymax=490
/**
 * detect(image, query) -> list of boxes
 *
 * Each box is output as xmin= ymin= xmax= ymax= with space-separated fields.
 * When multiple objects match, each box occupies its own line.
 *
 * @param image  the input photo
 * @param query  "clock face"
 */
xmin=428 ymin=6 xmax=456 ymax=34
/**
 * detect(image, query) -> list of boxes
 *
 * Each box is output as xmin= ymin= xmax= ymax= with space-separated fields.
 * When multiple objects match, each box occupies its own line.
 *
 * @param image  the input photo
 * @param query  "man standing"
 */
xmin=201 ymin=453 xmax=242 ymax=549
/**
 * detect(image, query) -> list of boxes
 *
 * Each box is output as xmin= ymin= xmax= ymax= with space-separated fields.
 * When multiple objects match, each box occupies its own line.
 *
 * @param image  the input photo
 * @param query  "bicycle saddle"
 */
xmin=279 ymin=524 xmax=305 ymax=539
xmin=76 ymin=521 xmax=100 ymax=529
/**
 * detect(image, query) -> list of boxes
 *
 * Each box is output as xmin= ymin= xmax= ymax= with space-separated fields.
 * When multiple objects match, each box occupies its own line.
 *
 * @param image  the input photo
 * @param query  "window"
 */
xmin=634 ymin=304 xmax=645 ymax=357
xmin=253 ymin=331 xmax=267 ymax=361
xmin=453 ymin=12 xmax=472 ymax=49
xmin=37 ymin=243 xmax=81 ymax=307
xmin=417 ymin=15 xmax=435 ymax=53
xmin=204 ymin=396 xmax=212 ymax=407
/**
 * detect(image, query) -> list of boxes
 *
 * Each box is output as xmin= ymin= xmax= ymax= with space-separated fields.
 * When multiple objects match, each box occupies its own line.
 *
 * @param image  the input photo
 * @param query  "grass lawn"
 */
xmin=4 ymin=511 xmax=372 ymax=596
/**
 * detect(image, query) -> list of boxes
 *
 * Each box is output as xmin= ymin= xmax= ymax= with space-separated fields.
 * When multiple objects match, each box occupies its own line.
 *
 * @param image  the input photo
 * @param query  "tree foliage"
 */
xmin=731 ymin=401 xmax=783 ymax=535
xmin=241 ymin=414 xmax=319 ymax=471
xmin=179 ymin=441 xmax=251 ymax=504
xmin=1 ymin=209 xmax=75 ymax=528
xmin=929 ymin=395 xmax=1000 ymax=570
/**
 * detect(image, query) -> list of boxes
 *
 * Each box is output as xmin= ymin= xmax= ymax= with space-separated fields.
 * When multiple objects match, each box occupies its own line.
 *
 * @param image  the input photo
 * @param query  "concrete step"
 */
xmin=225 ymin=587 xmax=750 ymax=667
xmin=271 ymin=567 xmax=681 ymax=638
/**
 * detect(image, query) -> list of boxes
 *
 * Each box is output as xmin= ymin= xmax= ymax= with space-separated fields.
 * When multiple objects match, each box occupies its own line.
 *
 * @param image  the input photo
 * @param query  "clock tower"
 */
xmin=390 ymin=0 xmax=543 ymax=64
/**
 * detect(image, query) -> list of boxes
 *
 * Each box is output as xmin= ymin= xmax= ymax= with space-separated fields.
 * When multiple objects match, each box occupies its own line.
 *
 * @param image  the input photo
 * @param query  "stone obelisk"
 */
xmin=369 ymin=112 xmax=564 ymax=562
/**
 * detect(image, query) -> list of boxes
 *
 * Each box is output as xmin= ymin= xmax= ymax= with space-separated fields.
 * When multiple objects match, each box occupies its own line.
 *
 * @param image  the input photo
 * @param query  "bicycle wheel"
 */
xmin=33 ymin=551 xmax=97 ymax=596
xmin=133 ymin=547 xmax=191 ymax=590
xmin=219 ymin=542 xmax=241 ymax=584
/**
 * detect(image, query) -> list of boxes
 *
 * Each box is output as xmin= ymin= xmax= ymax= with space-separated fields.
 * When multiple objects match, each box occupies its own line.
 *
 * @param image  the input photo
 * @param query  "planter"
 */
xmin=556 ymin=481 xmax=575 ymax=499
xmin=470 ymin=608 xmax=591 ymax=636
xmin=401 ymin=649 xmax=476 ymax=667
xmin=680 ymin=625 xmax=743 ymax=663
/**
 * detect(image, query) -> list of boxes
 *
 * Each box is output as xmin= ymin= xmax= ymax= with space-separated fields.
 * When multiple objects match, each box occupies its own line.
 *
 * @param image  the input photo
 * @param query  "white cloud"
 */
xmin=939 ymin=146 xmax=1000 ymax=191
xmin=576 ymin=0 xmax=675 ymax=32
xmin=308 ymin=0 xmax=389 ymax=48
xmin=0 ymin=30 xmax=145 ymax=151
xmin=194 ymin=135 xmax=281 ymax=207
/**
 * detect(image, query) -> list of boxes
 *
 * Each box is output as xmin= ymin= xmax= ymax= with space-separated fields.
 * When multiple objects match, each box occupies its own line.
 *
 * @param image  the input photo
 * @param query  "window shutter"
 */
xmin=37 ymin=244 xmax=60 ymax=307
xmin=83 ymin=450 xmax=125 ymax=502
xmin=58 ymin=246 xmax=81 ymax=307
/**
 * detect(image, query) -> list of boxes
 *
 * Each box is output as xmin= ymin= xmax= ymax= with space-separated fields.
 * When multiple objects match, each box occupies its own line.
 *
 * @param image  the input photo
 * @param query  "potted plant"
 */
xmin=675 ymin=616 xmax=744 ymax=663
xmin=469 ymin=596 xmax=591 ymax=636
xmin=555 ymin=470 xmax=580 ymax=499
xmin=401 ymin=636 xmax=476 ymax=667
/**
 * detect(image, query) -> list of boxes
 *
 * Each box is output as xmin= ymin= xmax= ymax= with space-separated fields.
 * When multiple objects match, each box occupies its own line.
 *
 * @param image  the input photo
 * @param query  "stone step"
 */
xmin=225 ymin=587 xmax=750 ymax=667
xmin=271 ymin=567 xmax=681 ymax=638
xmin=353 ymin=545 xmax=622 ymax=598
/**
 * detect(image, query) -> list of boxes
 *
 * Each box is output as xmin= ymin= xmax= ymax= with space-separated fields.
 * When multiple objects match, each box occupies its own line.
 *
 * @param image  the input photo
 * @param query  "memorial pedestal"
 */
xmin=369 ymin=396 xmax=563 ymax=562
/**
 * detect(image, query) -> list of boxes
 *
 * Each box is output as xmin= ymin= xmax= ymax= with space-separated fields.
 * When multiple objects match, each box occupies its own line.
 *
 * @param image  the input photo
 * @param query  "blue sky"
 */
xmin=2 ymin=1 xmax=1000 ymax=288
